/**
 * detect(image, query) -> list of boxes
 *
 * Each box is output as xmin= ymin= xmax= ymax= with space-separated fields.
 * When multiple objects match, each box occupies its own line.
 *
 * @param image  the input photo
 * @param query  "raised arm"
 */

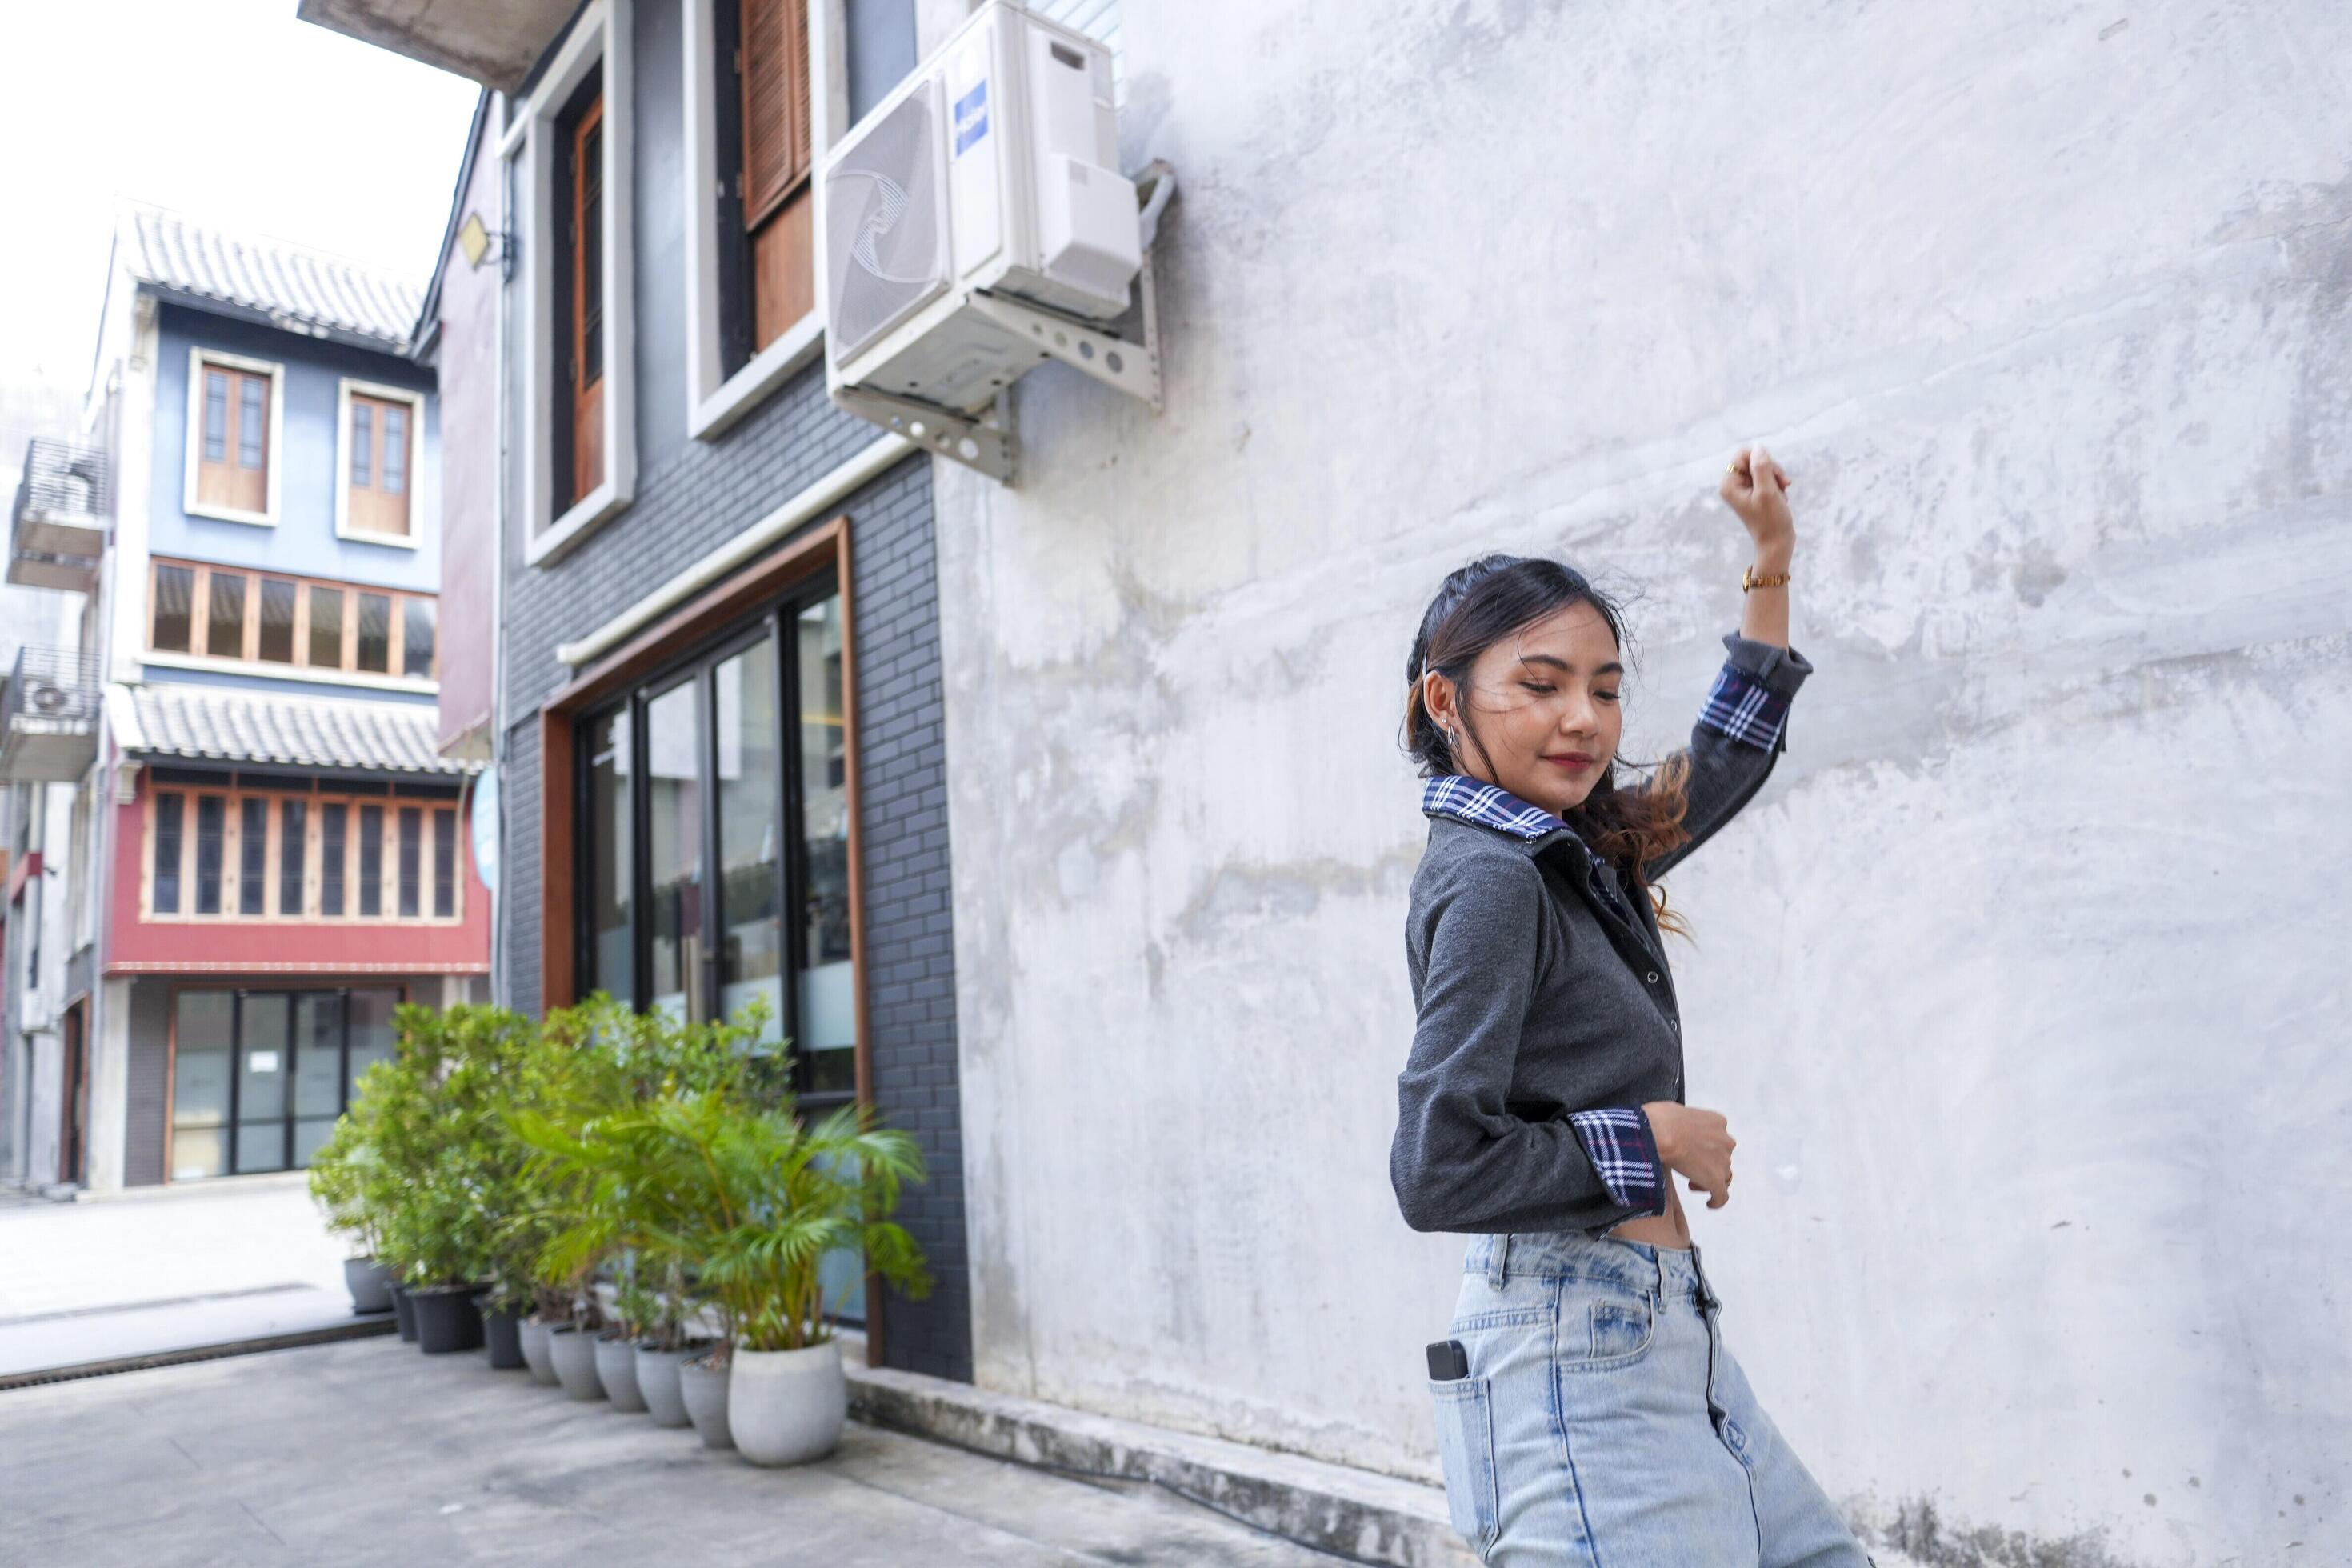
xmin=1638 ymin=445 xmax=1811 ymax=883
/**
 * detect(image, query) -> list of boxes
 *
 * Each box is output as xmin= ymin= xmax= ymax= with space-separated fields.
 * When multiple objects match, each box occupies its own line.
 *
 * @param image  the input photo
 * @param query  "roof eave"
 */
xmin=138 ymin=284 xmax=411 ymax=358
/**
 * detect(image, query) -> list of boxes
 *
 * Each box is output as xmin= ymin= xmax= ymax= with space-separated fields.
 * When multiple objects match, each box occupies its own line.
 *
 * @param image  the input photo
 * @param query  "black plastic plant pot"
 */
xmin=410 ymin=1286 xmax=486 ymax=1354
xmin=481 ymin=1302 xmax=527 ymax=1370
xmin=390 ymin=1284 xmax=418 ymax=1342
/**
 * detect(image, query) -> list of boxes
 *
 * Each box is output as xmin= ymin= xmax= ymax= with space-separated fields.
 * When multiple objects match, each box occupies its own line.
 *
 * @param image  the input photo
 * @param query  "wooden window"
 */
xmin=207 ymin=572 xmax=249 ymax=660
xmin=194 ymin=795 xmax=226 ymax=915
xmin=153 ymin=564 xmax=195 ymax=654
xmin=195 ymin=359 xmax=271 ymax=515
xmin=321 ymin=805 xmax=347 ymax=916
xmin=739 ymin=0 xmax=815 ymax=351
xmin=258 ymin=579 xmax=298 ymax=663
xmin=308 ymin=586 xmax=346 ymax=668
xmin=146 ymin=560 xmax=436 ymax=682
xmin=355 ymin=594 xmax=392 ymax=674
xmin=279 ymin=800 xmax=306 ymax=916
xmin=154 ymin=794 xmax=185 ymax=914
xmin=238 ymin=798 xmax=269 ymax=914
xmin=433 ymin=807 xmax=457 ymax=918
xmin=402 ymin=600 xmax=436 ymax=681
xmin=346 ymin=390 xmax=415 ymax=538
xmin=145 ymin=786 xmax=462 ymax=926
xmin=563 ymin=86 xmax=608 ymax=510
xmin=358 ymin=804 xmax=384 ymax=918
xmin=398 ymin=807 xmax=422 ymax=918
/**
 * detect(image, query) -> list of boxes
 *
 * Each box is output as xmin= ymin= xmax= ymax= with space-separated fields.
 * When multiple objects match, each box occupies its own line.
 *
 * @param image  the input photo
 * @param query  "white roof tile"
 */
xmin=119 ymin=206 xmax=423 ymax=352
xmin=127 ymin=683 xmax=471 ymax=778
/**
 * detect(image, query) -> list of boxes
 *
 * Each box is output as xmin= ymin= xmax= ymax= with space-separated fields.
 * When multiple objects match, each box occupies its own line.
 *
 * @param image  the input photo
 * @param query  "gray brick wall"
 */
xmin=499 ymin=359 xmax=970 ymax=1382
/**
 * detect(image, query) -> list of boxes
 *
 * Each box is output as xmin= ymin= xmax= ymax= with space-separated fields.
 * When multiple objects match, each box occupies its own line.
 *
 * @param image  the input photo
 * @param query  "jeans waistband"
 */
xmin=1466 ymin=1230 xmax=1719 ymax=1306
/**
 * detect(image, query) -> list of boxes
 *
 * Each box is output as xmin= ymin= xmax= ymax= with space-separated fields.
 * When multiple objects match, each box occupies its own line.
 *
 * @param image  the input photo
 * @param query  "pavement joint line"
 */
xmin=0 ymin=1281 xmax=320 ymax=1328
xmin=0 ymin=1315 xmax=397 ymax=1392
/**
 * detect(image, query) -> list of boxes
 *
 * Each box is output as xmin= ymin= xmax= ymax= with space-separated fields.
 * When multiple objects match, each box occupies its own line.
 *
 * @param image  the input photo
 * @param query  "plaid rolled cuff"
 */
xmin=1698 ymin=660 xmax=1792 ymax=751
xmin=1567 ymin=1107 xmax=1667 ymax=1215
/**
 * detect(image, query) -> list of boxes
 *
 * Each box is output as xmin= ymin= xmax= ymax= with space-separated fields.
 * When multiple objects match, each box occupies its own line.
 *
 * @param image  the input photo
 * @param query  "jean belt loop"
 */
xmin=1486 ymin=1232 xmax=1511 ymax=1290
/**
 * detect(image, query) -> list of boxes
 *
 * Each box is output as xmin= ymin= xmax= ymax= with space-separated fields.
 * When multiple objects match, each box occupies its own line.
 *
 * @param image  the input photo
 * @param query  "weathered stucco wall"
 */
xmin=926 ymin=0 xmax=2352 ymax=1560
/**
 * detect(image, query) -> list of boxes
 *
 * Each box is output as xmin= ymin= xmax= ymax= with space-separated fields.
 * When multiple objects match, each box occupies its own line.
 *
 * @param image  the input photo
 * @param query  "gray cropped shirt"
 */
xmin=1390 ymin=631 xmax=1815 ymax=1235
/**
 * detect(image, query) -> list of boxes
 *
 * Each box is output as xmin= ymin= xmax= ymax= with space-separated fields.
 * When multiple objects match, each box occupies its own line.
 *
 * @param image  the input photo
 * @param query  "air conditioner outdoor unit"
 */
xmin=818 ymin=0 xmax=1170 ymax=482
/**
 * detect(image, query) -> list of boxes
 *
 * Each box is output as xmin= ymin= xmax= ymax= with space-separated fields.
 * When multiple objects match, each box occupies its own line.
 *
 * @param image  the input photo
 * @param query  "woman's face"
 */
xmin=1430 ymin=599 xmax=1624 ymax=817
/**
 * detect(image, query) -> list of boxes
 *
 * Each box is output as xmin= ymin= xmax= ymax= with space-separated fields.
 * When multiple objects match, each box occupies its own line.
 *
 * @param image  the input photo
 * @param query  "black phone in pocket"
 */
xmin=1426 ymin=1338 xmax=1469 ymax=1381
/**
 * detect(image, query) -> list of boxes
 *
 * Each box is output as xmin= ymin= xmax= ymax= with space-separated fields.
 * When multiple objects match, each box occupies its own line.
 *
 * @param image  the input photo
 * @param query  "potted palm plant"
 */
xmin=706 ymin=1096 xmax=932 ymax=1466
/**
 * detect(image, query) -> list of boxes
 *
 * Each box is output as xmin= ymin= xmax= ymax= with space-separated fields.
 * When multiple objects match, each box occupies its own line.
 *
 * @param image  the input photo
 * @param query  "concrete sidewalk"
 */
xmin=0 ymin=1174 xmax=377 ymax=1381
xmin=0 ymin=1336 xmax=1336 ymax=1566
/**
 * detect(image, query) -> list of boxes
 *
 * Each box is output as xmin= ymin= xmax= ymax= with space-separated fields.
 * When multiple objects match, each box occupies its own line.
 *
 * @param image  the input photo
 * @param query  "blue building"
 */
xmin=1 ymin=208 xmax=489 ymax=1197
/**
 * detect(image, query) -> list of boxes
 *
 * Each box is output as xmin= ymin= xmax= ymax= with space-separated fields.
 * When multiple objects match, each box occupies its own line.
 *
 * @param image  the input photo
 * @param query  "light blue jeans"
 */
xmin=1428 ymin=1230 xmax=1873 ymax=1567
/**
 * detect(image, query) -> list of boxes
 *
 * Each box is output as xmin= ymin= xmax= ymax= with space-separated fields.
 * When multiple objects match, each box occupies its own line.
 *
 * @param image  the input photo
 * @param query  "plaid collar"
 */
xmin=1421 ymin=774 xmax=1637 ymax=923
xmin=1419 ymin=774 xmax=1575 ymax=841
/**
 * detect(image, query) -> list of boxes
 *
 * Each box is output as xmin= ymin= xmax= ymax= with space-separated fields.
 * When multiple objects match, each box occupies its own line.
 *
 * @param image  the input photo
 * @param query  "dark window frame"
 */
xmin=574 ymin=570 xmax=846 ymax=1111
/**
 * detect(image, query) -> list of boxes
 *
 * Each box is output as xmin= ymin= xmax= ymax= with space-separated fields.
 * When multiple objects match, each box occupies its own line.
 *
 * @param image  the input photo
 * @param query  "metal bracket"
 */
xmin=967 ymin=256 xmax=1162 ymax=414
xmin=833 ymin=385 xmax=1018 ymax=483
xmin=830 ymin=162 xmax=1174 ymax=482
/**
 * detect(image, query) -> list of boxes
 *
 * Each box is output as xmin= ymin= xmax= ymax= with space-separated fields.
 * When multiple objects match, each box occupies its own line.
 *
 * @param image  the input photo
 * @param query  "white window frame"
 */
xmin=680 ymin=0 xmax=834 ymax=442
xmin=182 ymin=346 xmax=286 ymax=527
xmin=334 ymin=378 xmax=426 ymax=549
xmin=504 ymin=0 xmax=638 ymax=568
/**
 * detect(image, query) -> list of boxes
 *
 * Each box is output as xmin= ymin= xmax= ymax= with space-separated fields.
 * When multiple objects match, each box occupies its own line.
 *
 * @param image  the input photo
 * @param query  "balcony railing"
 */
xmin=0 ymin=646 xmax=102 ymax=783
xmin=9 ymin=438 xmax=109 ymax=592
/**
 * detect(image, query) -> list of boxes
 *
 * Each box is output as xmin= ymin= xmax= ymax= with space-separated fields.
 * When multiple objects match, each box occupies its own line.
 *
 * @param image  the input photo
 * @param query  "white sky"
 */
xmin=0 ymin=0 xmax=480 ymax=391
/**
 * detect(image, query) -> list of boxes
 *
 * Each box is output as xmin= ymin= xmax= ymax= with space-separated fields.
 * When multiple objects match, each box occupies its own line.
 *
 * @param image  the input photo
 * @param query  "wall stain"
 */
xmin=1860 ymin=1495 xmax=2146 ymax=1568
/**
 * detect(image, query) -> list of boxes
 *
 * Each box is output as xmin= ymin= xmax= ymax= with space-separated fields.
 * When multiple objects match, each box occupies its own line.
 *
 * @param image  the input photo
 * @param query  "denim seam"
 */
xmin=1547 ymin=1275 xmax=1608 ymax=1568
xmin=1451 ymin=1308 xmax=1549 ymax=1334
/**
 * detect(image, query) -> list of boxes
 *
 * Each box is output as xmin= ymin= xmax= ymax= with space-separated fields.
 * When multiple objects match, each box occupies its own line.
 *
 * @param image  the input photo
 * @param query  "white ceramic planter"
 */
xmin=548 ymin=1325 xmax=608 ymax=1402
xmin=635 ymin=1344 xmax=695 ymax=1429
xmin=679 ymin=1356 xmax=734 ymax=1450
xmin=728 ymin=1340 xmax=846 ymax=1466
xmin=343 ymin=1257 xmax=393 ymax=1314
xmin=594 ymin=1334 xmax=648 ymax=1413
xmin=518 ymin=1317 xmax=560 ymax=1386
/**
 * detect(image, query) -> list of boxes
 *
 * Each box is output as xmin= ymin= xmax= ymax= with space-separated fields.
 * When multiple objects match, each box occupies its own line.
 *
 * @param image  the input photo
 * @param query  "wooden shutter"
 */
xmin=741 ymin=0 xmax=810 ymax=230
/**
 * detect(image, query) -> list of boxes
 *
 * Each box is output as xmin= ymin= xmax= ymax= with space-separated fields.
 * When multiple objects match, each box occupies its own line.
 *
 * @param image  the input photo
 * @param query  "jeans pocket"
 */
xmin=1428 ymin=1376 xmax=1500 ymax=1554
xmin=1558 ymin=1286 xmax=1658 ymax=1372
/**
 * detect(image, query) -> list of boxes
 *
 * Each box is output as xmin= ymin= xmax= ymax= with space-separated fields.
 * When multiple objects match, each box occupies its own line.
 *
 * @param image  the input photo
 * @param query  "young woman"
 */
xmin=1390 ymin=446 xmax=1873 ymax=1566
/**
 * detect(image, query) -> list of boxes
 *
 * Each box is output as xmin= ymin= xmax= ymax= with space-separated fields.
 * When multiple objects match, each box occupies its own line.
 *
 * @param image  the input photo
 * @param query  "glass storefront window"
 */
xmin=646 ymin=678 xmax=705 ymax=1023
xmin=586 ymin=707 xmax=634 ymax=1004
xmin=717 ymin=634 xmax=784 ymax=1047
xmin=170 ymin=992 xmax=234 ymax=1181
xmin=572 ymin=580 xmax=861 ymax=1321
xmin=794 ymin=597 xmax=857 ymax=1094
xmin=170 ymin=986 xmax=406 ymax=1181
xmin=578 ymin=582 xmax=854 ymax=1094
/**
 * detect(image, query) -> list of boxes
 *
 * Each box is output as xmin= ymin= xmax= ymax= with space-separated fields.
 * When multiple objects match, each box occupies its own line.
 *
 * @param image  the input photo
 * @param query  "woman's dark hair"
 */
xmin=1402 ymin=554 xmax=1698 ymax=939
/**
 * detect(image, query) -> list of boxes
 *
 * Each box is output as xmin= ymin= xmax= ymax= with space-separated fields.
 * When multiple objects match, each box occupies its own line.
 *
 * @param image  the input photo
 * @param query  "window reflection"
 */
xmin=717 ymin=637 xmax=783 ymax=1047
xmin=796 ymin=596 xmax=856 ymax=1094
xmin=646 ymin=679 xmax=704 ymax=1022
xmin=587 ymin=707 xmax=634 ymax=1003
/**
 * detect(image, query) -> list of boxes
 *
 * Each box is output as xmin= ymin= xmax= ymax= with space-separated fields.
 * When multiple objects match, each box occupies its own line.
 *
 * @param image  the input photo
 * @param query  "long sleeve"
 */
xmin=1638 ymin=631 xmax=1815 ymax=883
xmin=1391 ymin=854 xmax=1660 ymax=1234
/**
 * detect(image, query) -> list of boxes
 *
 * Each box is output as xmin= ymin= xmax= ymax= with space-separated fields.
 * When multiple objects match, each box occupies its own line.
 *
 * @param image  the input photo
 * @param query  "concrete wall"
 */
xmin=922 ymin=0 xmax=2352 ymax=1560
